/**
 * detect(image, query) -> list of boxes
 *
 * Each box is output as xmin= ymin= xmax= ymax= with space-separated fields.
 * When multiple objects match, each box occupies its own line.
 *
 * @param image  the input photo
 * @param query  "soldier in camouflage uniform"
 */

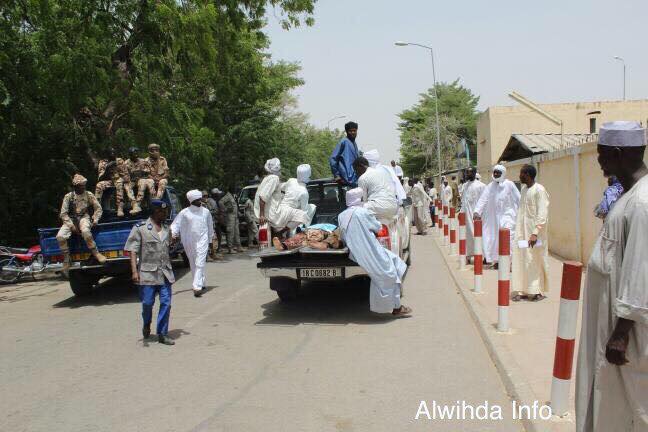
xmin=145 ymin=143 xmax=169 ymax=199
xmin=219 ymin=187 xmax=244 ymax=253
xmin=57 ymin=174 xmax=106 ymax=272
xmin=125 ymin=147 xmax=155 ymax=215
xmin=95 ymin=147 xmax=128 ymax=217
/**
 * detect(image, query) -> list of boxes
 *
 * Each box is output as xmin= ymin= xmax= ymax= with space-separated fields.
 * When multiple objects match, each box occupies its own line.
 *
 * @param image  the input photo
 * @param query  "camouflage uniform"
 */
xmin=125 ymin=157 xmax=155 ymax=214
xmin=95 ymin=158 xmax=128 ymax=217
xmin=56 ymin=182 xmax=106 ymax=270
xmin=244 ymin=198 xmax=258 ymax=246
xmin=219 ymin=192 xmax=241 ymax=252
xmin=146 ymin=156 xmax=169 ymax=199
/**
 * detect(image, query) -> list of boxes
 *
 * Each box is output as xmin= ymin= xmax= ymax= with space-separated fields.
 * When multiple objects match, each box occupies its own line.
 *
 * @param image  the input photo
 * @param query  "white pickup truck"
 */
xmin=254 ymin=178 xmax=412 ymax=301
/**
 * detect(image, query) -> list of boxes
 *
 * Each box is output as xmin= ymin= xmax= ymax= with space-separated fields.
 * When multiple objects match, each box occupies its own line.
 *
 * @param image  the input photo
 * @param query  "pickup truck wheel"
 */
xmin=69 ymin=270 xmax=97 ymax=296
xmin=270 ymin=277 xmax=298 ymax=302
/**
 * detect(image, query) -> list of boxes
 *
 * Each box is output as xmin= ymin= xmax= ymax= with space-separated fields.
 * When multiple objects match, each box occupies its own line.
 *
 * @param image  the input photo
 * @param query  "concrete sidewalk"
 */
xmin=429 ymin=229 xmax=584 ymax=432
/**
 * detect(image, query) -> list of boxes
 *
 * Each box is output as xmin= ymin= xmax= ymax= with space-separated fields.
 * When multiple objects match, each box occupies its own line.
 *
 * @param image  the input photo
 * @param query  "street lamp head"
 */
xmin=613 ymin=56 xmax=624 ymax=62
xmin=394 ymin=41 xmax=409 ymax=47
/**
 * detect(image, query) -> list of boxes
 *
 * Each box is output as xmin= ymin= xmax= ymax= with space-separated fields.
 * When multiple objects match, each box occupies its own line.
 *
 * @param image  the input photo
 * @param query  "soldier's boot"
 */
xmin=117 ymin=204 xmax=125 ymax=218
xmin=91 ymin=248 xmax=107 ymax=264
xmin=130 ymin=202 xmax=142 ymax=215
xmin=61 ymin=252 xmax=71 ymax=275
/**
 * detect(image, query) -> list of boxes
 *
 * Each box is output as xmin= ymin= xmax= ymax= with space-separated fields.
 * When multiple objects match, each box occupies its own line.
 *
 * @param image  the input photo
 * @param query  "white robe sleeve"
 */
xmin=532 ymin=186 xmax=549 ymax=236
xmin=206 ymin=210 xmax=214 ymax=243
xmin=473 ymin=184 xmax=490 ymax=217
xmin=171 ymin=209 xmax=184 ymax=238
xmin=616 ymin=201 xmax=648 ymax=324
xmin=259 ymin=175 xmax=280 ymax=203
xmin=365 ymin=210 xmax=382 ymax=233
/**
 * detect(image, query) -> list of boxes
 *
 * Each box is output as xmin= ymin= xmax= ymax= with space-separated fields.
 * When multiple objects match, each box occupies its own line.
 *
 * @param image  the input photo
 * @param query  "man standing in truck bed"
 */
xmin=56 ymin=174 xmax=106 ymax=273
xmin=329 ymin=121 xmax=360 ymax=187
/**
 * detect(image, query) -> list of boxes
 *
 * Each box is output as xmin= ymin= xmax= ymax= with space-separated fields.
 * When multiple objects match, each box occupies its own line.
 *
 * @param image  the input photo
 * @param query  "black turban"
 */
xmin=344 ymin=121 xmax=358 ymax=132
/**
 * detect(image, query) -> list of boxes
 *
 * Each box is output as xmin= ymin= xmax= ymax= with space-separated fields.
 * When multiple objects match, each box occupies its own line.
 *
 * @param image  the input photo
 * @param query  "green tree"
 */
xmin=0 ymin=0 xmax=323 ymax=245
xmin=398 ymin=79 xmax=479 ymax=177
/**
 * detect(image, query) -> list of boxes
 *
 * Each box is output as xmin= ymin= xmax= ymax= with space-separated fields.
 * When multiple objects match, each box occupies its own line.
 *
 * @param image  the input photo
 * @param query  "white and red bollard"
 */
xmin=449 ymin=207 xmax=457 ymax=255
xmin=497 ymin=228 xmax=511 ymax=332
xmin=458 ymin=212 xmax=466 ymax=270
xmin=550 ymin=261 xmax=583 ymax=417
xmin=433 ymin=199 xmax=439 ymax=228
xmin=443 ymin=205 xmax=449 ymax=245
xmin=473 ymin=219 xmax=483 ymax=293
xmin=437 ymin=200 xmax=443 ymax=236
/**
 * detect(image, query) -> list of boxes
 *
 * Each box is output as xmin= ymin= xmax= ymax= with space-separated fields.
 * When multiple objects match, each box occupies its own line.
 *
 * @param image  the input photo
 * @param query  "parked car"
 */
xmin=38 ymin=187 xmax=186 ymax=296
xmin=237 ymin=184 xmax=259 ymax=246
xmin=254 ymin=178 xmax=412 ymax=301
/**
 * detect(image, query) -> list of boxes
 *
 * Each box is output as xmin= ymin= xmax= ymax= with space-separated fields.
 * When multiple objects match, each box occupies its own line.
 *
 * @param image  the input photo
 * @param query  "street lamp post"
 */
xmin=395 ymin=41 xmax=442 ymax=182
xmin=613 ymin=56 xmax=626 ymax=100
xmin=326 ymin=115 xmax=347 ymax=129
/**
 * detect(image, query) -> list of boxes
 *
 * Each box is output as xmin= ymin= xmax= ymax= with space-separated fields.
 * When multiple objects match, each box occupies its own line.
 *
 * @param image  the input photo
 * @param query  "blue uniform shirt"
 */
xmin=329 ymin=137 xmax=360 ymax=186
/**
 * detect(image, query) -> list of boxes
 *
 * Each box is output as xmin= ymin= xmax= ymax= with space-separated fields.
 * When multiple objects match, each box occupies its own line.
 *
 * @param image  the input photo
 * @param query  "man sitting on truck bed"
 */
xmin=56 ymin=174 xmax=106 ymax=272
xmin=338 ymin=188 xmax=412 ymax=317
xmin=353 ymin=156 xmax=398 ymax=222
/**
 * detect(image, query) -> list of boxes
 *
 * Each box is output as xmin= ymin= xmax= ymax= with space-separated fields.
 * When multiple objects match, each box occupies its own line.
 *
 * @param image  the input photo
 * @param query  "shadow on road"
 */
xmin=255 ymin=283 xmax=399 ymax=326
xmin=52 ymin=277 xmax=138 ymax=308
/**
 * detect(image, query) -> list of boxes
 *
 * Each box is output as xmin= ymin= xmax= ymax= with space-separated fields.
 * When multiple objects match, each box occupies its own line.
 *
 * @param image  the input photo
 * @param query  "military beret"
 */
xmin=151 ymin=199 xmax=168 ymax=209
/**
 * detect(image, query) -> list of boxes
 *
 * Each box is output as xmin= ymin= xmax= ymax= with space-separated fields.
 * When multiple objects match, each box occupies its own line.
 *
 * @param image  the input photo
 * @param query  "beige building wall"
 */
xmin=477 ymin=99 xmax=648 ymax=179
xmin=504 ymin=142 xmax=648 ymax=263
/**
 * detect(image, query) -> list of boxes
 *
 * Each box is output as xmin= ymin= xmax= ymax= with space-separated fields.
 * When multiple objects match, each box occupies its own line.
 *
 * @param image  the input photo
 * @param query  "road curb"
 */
xmin=431 ymin=234 xmax=549 ymax=432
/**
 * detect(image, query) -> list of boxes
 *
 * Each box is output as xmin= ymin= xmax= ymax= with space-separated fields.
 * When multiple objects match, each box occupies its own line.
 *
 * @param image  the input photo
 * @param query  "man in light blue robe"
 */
xmin=329 ymin=121 xmax=360 ymax=187
xmin=338 ymin=188 xmax=412 ymax=316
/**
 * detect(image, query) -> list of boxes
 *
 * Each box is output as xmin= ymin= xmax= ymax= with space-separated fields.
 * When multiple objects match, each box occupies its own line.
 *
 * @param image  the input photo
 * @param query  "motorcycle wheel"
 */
xmin=0 ymin=257 xmax=21 ymax=284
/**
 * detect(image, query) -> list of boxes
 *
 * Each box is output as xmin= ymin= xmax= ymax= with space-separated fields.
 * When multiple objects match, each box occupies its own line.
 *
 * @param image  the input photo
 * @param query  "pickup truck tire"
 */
xmin=270 ymin=277 xmax=298 ymax=302
xmin=69 ymin=270 xmax=98 ymax=297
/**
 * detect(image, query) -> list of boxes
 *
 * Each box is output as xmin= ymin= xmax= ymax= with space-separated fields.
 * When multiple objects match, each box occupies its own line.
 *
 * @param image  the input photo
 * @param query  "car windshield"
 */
xmin=238 ymin=187 xmax=257 ymax=205
xmin=307 ymin=183 xmax=349 ymax=206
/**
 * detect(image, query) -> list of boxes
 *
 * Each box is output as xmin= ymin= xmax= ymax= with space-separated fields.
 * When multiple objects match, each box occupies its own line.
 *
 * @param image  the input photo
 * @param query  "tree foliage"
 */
xmin=0 ymin=0 xmax=337 ymax=245
xmin=398 ymin=80 xmax=479 ymax=178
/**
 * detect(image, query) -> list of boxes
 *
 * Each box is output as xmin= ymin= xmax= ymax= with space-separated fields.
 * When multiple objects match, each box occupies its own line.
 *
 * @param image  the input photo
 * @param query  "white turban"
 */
xmin=476 ymin=173 xmax=481 ymax=180
xmin=186 ymin=189 xmax=202 ymax=203
xmin=492 ymin=164 xmax=506 ymax=183
xmin=345 ymin=187 xmax=363 ymax=207
xmin=599 ymin=121 xmax=647 ymax=147
xmin=264 ymin=158 xmax=281 ymax=175
xmin=297 ymin=164 xmax=311 ymax=184
xmin=364 ymin=149 xmax=380 ymax=168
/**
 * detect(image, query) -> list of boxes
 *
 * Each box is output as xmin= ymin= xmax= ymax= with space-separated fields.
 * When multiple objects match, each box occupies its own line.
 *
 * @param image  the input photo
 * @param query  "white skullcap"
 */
xmin=345 ymin=187 xmax=363 ymax=207
xmin=476 ymin=173 xmax=481 ymax=180
xmin=297 ymin=164 xmax=311 ymax=184
xmin=599 ymin=121 xmax=647 ymax=147
xmin=364 ymin=149 xmax=380 ymax=167
xmin=186 ymin=189 xmax=202 ymax=203
xmin=264 ymin=158 xmax=281 ymax=174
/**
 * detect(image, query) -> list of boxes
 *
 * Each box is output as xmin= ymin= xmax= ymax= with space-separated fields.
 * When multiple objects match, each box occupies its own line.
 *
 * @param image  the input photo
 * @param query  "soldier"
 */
xmin=95 ymin=147 xmax=128 ymax=217
xmin=243 ymin=194 xmax=258 ymax=248
xmin=125 ymin=199 xmax=175 ymax=346
xmin=125 ymin=147 xmax=155 ymax=215
xmin=208 ymin=188 xmax=225 ymax=256
xmin=146 ymin=143 xmax=169 ymax=199
xmin=219 ymin=186 xmax=244 ymax=253
xmin=56 ymin=174 xmax=106 ymax=273
xmin=202 ymin=190 xmax=223 ymax=260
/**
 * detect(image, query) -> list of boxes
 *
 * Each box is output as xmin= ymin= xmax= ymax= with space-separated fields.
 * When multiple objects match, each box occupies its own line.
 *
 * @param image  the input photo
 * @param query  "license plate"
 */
xmin=299 ymin=268 xmax=343 ymax=279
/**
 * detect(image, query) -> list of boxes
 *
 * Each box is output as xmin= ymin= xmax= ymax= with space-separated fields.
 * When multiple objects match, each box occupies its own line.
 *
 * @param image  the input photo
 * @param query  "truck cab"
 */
xmin=254 ymin=178 xmax=411 ymax=301
xmin=38 ymin=187 xmax=185 ymax=296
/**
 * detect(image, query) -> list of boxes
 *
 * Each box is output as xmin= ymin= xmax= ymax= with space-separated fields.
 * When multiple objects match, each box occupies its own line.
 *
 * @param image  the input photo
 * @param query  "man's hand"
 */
xmin=92 ymin=220 xmax=98 ymax=228
xmin=70 ymin=225 xmax=79 ymax=234
xmin=170 ymin=236 xmax=178 ymax=247
xmin=335 ymin=177 xmax=344 ymax=185
xmin=606 ymin=318 xmax=633 ymax=365
xmin=606 ymin=333 xmax=629 ymax=365
xmin=259 ymin=216 xmax=266 ymax=226
xmin=131 ymin=271 xmax=140 ymax=284
xmin=529 ymin=234 xmax=538 ymax=248
xmin=473 ymin=214 xmax=481 ymax=220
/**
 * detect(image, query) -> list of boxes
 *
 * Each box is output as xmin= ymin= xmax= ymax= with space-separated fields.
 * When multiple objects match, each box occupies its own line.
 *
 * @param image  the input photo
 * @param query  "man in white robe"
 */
xmin=511 ymin=164 xmax=550 ymax=301
xmin=473 ymin=164 xmax=520 ymax=266
xmin=338 ymin=188 xmax=411 ymax=317
xmin=417 ymin=180 xmax=432 ymax=226
xmin=353 ymin=156 xmax=398 ymax=222
xmin=278 ymin=164 xmax=316 ymax=229
xmin=171 ymin=189 xmax=214 ymax=297
xmin=576 ymin=121 xmax=648 ymax=432
xmin=461 ymin=167 xmax=486 ymax=263
xmin=365 ymin=150 xmax=407 ymax=206
xmin=254 ymin=158 xmax=313 ymax=233
xmin=408 ymin=178 xmax=428 ymax=234
xmin=442 ymin=178 xmax=453 ymax=209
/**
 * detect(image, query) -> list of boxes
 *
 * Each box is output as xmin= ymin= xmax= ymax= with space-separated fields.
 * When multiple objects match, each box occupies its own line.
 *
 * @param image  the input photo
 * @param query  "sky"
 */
xmin=264 ymin=0 xmax=648 ymax=163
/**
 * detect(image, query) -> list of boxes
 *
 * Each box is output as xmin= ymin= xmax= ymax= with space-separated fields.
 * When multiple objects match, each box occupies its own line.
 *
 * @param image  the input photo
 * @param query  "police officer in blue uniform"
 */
xmin=125 ymin=199 xmax=176 ymax=345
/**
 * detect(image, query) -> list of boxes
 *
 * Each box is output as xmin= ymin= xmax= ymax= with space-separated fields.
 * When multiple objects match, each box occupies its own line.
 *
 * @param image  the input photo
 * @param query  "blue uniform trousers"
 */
xmin=139 ymin=281 xmax=172 ymax=336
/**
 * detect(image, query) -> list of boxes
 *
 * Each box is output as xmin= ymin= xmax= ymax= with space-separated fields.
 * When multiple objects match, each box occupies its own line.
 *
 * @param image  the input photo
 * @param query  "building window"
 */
xmin=589 ymin=118 xmax=597 ymax=133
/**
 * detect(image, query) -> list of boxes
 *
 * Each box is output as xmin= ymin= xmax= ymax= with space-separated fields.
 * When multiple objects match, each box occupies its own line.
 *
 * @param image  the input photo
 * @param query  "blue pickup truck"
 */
xmin=38 ymin=187 xmax=186 ymax=296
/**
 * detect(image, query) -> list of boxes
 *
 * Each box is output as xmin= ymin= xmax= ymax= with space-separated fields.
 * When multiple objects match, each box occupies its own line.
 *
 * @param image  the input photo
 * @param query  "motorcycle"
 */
xmin=0 ymin=245 xmax=61 ymax=284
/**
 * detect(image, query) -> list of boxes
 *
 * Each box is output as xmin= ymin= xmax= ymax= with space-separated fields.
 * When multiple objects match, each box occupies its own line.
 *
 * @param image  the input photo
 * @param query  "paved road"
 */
xmin=1 ymin=235 xmax=522 ymax=432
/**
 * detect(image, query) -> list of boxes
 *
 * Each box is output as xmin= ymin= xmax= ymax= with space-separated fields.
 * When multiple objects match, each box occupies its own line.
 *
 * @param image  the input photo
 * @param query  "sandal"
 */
xmin=512 ymin=294 xmax=526 ymax=302
xmin=392 ymin=305 xmax=413 ymax=317
xmin=529 ymin=294 xmax=546 ymax=302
